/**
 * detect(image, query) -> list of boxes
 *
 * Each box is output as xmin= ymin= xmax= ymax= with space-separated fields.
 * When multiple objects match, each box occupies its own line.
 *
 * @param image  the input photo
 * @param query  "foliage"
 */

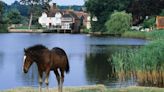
xmin=112 ymin=35 xmax=164 ymax=72
xmin=85 ymin=0 xmax=164 ymax=31
xmin=160 ymin=9 xmax=164 ymax=16
xmin=10 ymin=1 xmax=29 ymax=16
xmin=0 ymin=1 xmax=3 ymax=24
xmin=83 ymin=28 xmax=91 ymax=33
xmin=85 ymin=0 xmax=130 ymax=32
xmin=112 ymin=28 xmax=164 ymax=85
xmin=20 ymin=0 xmax=52 ymax=29
xmin=59 ymin=5 xmax=83 ymax=11
xmin=142 ymin=17 xmax=156 ymax=28
xmin=6 ymin=9 xmax=22 ymax=24
xmin=105 ymin=11 xmax=132 ymax=34
xmin=0 ymin=1 xmax=3 ymax=13
xmin=127 ymin=0 xmax=164 ymax=25
xmin=0 ymin=24 xmax=8 ymax=33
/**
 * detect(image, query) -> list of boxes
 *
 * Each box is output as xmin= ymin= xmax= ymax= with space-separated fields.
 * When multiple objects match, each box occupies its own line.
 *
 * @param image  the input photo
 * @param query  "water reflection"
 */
xmin=85 ymin=52 xmax=114 ymax=85
xmin=0 ymin=52 xmax=4 ymax=72
xmin=85 ymin=45 xmax=141 ymax=87
xmin=20 ymin=63 xmax=39 ymax=87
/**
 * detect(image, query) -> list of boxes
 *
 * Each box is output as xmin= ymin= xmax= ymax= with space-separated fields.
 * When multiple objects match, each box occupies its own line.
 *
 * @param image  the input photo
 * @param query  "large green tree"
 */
xmin=127 ymin=0 xmax=164 ymax=25
xmin=105 ymin=11 xmax=132 ymax=34
xmin=7 ymin=9 xmax=22 ymax=24
xmin=20 ymin=0 xmax=51 ymax=29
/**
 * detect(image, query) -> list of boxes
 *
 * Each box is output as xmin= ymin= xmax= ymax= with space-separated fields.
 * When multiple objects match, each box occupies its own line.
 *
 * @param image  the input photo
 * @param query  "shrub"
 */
xmin=105 ymin=11 xmax=132 ymax=34
xmin=142 ymin=16 xmax=156 ymax=28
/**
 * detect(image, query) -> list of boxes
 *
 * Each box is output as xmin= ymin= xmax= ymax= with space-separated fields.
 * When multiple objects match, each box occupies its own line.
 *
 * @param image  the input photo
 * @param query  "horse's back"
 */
xmin=50 ymin=47 xmax=70 ymax=73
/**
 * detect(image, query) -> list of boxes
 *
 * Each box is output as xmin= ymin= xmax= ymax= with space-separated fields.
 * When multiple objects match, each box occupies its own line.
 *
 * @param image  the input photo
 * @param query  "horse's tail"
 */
xmin=65 ymin=55 xmax=70 ymax=73
xmin=52 ymin=47 xmax=70 ymax=73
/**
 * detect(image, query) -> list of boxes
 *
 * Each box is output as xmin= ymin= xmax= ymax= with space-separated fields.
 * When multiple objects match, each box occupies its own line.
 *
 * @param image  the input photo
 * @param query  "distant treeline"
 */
xmin=1 ymin=1 xmax=83 ymax=17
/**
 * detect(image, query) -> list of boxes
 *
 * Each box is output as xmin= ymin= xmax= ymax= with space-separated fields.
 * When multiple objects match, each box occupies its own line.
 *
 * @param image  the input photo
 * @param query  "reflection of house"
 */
xmin=38 ymin=3 xmax=91 ymax=33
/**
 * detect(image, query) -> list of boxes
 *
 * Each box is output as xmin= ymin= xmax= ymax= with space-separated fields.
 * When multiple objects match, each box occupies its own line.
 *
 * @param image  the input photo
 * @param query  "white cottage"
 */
xmin=38 ymin=3 xmax=91 ymax=33
xmin=38 ymin=12 xmax=63 ymax=28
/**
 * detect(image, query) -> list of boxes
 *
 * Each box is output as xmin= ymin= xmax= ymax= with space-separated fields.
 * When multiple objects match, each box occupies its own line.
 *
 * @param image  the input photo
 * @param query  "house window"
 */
xmin=62 ymin=23 xmax=70 ymax=29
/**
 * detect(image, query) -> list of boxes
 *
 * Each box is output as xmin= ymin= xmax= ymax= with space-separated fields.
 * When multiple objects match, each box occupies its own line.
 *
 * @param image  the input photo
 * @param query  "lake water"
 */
xmin=0 ymin=33 xmax=147 ymax=90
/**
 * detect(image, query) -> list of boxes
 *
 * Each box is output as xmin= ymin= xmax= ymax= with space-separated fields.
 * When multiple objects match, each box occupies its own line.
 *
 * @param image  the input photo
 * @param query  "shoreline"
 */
xmin=2 ymin=85 xmax=164 ymax=92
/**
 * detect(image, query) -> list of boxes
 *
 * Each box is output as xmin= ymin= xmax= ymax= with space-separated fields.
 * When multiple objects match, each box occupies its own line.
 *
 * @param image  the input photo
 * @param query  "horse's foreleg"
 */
xmin=54 ymin=70 xmax=60 ymax=92
xmin=45 ymin=72 xmax=50 ymax=92
xmin=38 ymin=72 xmax=43 ymax=92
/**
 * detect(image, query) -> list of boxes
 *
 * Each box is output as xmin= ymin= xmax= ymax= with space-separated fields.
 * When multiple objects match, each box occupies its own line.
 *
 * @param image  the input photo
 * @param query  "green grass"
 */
xmin=108 ymin=86 xmax=164 ymax=92
xmin=2 ymin=85 xmax=164 ymax=92
xmin=122 ymin=30 xmax=164 ymax=40
xmin=122 ymin=31 xmax=146 ymax=39
xmin=146 ymin=30 xmax=164 ymax=40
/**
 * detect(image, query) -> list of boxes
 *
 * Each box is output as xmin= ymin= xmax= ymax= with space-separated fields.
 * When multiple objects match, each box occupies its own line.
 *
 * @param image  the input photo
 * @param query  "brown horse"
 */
xmin=23 ymin=44 xmax=70 ymax=92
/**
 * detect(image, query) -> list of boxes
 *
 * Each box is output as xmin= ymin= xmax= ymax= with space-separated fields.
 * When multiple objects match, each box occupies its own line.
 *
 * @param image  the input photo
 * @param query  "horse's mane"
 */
xmin=26 ymin=44 xmax=48 ymax=51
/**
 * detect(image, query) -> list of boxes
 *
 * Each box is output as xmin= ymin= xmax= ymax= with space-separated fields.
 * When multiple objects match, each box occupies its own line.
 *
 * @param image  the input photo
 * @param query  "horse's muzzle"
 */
xmin=23 ymin=68 xmax=28 ymax=73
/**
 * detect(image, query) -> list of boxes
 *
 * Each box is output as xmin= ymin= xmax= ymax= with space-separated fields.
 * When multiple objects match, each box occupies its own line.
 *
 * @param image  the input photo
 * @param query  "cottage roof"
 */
xmin=44 ymin=4 xmax=89 ymax=20
xmin=74 ymin=11 xmax=89 ymax=22
xmin=63 ymin=14 xmax=72 ymax=18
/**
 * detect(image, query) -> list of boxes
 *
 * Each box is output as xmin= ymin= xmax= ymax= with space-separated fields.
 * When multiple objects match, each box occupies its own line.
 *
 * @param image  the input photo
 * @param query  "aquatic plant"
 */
xmin=112 ymin=39 xmax=164 ymax=87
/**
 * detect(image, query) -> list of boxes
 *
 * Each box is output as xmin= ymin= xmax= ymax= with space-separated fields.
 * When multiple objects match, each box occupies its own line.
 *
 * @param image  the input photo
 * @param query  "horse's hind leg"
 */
xmin=54 ymin=70 xmax=60 ymax=92
xmin=38 ymin=72 xmax=43 ymax=92
xmin=60 ymin=69 xmax=65 ymax=92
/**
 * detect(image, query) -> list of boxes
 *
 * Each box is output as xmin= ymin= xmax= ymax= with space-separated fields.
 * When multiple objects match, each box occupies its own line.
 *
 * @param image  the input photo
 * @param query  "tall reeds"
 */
xmin=112 ymin=39 xmax=164 ymax=87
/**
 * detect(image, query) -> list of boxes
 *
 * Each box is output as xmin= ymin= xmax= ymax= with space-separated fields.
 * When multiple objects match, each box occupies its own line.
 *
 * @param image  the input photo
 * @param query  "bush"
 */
xmin=142 ymin=16 xmax=156 ymax=28
xmin=105 ymin=11 xmax=132 ymax=34
xmin=83 ymin=28 xmax=91 ymax=33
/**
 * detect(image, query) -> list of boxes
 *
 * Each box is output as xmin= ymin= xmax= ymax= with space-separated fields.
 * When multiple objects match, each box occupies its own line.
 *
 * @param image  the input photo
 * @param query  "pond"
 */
xmin=0 ymin=33 xmax=147 ymax=90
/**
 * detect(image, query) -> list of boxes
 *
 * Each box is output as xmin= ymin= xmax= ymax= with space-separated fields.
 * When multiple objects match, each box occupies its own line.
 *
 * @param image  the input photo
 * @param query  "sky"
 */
xmin=1 ymin=0 xmax=85 ymax=5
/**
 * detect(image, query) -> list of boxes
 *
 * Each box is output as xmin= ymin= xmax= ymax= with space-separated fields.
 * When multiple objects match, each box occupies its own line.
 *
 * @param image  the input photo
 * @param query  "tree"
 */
xmin=127 ymin=0 xmax=164 ymax=25
xmin=85 ymin=0 xmax=131 ymax=32
xmin=7 ymin=9 xmax=22 ymax=24
xmin=0 ymin=1 xmax=3 ymax=24
xmin=105 ymin=11 xmax=132 ymax=34
xmin=85 ymin=0 xmax=164 ymax=31
xmin=10 ymin=1 xmax=29 ymax=16
xmin=20 ymin=0 xmax=51 ymax=29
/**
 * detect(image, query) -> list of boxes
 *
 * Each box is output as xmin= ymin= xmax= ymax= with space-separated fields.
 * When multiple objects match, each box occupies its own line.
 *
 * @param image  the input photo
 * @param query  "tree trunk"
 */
xmin=28 ymin=13 xmax=33 ymax=29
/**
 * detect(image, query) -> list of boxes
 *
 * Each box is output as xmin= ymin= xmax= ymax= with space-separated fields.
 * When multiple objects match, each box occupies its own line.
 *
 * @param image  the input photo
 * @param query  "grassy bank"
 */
xmin=122 ymin=30 xmax=164 ymax=39
xmin=1 ymin=85 xmax=106 ymax=92
xmin=2 ymin=85 xmax=164 ymax=92
xmin=122 ymin=31 xmax=146 ymax=39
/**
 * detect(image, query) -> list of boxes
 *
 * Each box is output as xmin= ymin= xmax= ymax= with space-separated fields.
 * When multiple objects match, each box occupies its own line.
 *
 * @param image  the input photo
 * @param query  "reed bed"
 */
xmin=112 ymin=39 xmax=164 ymax=87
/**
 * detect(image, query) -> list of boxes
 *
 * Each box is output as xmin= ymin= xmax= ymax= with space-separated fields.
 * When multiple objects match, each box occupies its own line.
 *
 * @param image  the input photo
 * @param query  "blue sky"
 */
xmin=2 ymin=0 xmax=85 ymax=5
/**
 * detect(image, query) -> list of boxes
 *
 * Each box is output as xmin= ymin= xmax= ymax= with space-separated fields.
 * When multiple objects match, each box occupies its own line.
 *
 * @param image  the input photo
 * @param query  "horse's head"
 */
xmin=23 ymin=48 xmax=34 ymax=73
